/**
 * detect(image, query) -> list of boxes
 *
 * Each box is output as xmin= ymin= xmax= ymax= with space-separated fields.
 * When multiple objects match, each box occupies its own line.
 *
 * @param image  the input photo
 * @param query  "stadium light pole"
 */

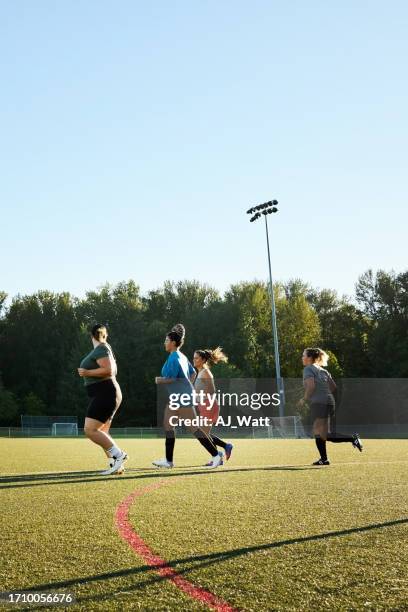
xmin=246 ymin=200 xmax=285 ymax=417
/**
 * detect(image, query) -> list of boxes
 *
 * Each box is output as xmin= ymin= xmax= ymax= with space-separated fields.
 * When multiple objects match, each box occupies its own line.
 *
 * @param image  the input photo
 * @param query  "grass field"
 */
xmin=1 ymin=438 xmax=407 ymax=611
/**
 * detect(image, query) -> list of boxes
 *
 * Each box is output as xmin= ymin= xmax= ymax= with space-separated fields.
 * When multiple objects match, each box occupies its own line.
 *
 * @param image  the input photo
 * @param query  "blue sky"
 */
xmin=1 ymin=0 xmax=406 ymax=301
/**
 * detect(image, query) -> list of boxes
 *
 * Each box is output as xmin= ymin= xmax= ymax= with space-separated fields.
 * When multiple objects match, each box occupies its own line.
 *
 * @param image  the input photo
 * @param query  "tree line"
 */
xmin=0 ymin=269 xmax=407 ymax=426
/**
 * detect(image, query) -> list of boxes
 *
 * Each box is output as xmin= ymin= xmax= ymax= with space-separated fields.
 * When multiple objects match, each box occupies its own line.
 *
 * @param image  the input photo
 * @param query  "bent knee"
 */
xmin=84 ymin=425 xmax=98 ymax=437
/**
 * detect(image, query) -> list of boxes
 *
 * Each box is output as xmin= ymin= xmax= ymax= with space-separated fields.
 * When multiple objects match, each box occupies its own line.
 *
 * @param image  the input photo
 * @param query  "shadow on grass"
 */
xmin=0 ymin=464 xmax=318 ymax=490
xmin=0 ymin=468 xmax=155 ymax=485
xmin=19 ymin=516 xmax=408 ymax=610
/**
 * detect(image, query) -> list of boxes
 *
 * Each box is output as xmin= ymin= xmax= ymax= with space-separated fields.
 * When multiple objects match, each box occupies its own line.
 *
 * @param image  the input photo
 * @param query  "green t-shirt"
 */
xmin=79 ymin=343 xmax=115 ymax=386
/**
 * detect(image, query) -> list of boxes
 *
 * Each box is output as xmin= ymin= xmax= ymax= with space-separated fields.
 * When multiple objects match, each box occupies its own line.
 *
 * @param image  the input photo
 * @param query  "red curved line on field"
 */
xmin=115 ymin=479 xmax=237 ymax=612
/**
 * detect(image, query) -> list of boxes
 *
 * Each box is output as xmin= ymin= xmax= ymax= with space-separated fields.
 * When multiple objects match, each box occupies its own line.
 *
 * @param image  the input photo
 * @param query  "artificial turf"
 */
xmin=1 ymin=438 xmax=407 ymax=611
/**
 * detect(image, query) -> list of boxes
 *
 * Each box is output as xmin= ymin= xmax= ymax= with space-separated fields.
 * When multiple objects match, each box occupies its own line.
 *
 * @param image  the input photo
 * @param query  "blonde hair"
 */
xmin=305 ymin=347 xmax=329 ymax=367
xmin=195 ymin=347 xmax=228 ymax=367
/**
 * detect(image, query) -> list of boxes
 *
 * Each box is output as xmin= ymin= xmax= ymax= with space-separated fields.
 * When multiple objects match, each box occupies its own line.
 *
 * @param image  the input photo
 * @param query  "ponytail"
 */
xmin=195 ymin=347 xmax=228 ymax=367
xmin=305 ymin=347 xmax=329 ymax=367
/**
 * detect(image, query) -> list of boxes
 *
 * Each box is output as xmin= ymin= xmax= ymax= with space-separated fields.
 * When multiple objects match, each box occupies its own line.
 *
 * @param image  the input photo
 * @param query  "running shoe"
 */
xmin=352 ymin=433 xmax=363 ymax=452
xmin=312 ymin=458 xmax=330 ymax=466
xmin=224 ymin=443 xmax=233 ymax=461
xmin=205 ymin=453 xmax=223 ymax=469
xmin=152 ymin=458 xmax=174 ymax=468
xmin=204 ymin=451 xmax=223 ymax=466
xmin=100 ymin=464 xmax=125 ymax=476
xmin=100 ymin=458 xmax=114 ymax=476
xmin=105 ymin=451 xmax=128 ymax=475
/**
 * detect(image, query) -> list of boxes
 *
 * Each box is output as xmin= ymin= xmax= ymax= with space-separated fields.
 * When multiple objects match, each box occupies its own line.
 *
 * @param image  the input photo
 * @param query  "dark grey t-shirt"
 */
xmin=303 ymin=364 xmax=334 ymax=405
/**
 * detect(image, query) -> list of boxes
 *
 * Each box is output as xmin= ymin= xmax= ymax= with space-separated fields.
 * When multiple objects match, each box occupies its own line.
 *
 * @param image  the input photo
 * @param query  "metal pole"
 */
xmin=264 ymin=215 xmax=285 ymax=417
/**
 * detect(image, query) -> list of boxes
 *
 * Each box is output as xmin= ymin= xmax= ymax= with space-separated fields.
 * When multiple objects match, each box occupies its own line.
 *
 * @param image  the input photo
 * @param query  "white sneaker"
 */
xmin=205 ymin=453 xmax=223 ymax=469
xmin=100 ymin=460 xmax=125 ymax=476
xmin=103 ymin=451 xmax=128 ymax=475
xmin=100 ymin=458 xmax=114 ymax=475
xmin=152 ymin=458 xmax=174 ymax=468
xmin=204 ymin=451 xmax=223 ymax=466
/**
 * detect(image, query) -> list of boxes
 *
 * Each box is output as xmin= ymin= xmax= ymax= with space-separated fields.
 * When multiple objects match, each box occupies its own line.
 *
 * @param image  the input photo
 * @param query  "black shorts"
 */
xmin=310 ymin=402 xmax=335 ymax=421
xmin=86 ymin=379 xmax=122 ymax=423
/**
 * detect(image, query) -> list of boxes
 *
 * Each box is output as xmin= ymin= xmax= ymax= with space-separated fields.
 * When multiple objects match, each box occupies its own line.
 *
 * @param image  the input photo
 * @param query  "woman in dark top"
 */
xmin=298 ymin=347 xmax=363 ymax=465
xmin=153 ymin=324 xmax=222 ymax=469
xmin=78 ymin=324 xmax=127 ymax=475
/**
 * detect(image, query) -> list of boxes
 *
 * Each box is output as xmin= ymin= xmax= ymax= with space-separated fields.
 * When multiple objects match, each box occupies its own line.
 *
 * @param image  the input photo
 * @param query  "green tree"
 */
xmin=222 ymin=281 xmax=273 ymax=377
xmin=0 ymin=271 xmax=406 ymax=426
xmin=307 ymin=287 xmax=372 ymax=376
xmin=0 ymin=291 xmax=79 ymax=408
xmin=0 ymin=389 xmax=19 ymax=425
xmin=22 ymin=392 xmax=46 ymax=416
xmin=356 ymin=269 xmax=408 ymax=376
xmin=0 ymin=291 xmax=7 ymax=315
xmin=278 ymin=288 xmax=321 ymax=376
xmin=222 ymin=281 xmax=321 ymax=378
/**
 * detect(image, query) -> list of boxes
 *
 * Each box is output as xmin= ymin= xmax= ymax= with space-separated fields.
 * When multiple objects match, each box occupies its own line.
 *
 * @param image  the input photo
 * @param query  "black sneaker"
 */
xmin=312 ymin=458 xmax=330 ymax=466
xmin=352 ymin=434 xmax=363 ymax=452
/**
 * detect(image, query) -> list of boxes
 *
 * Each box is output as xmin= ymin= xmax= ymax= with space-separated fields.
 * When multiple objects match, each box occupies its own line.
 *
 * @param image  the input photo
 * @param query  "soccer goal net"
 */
xmin=51 ymin=423 xmax=78 ymax=436
xmin=21 ymin=415 xmax=79 ymax=437
xmin=251 ymin=416 xmax=307 ymax=439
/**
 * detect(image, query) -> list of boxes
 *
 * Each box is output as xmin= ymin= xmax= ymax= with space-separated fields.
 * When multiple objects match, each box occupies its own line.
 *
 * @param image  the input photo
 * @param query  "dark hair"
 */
xmin=166 ymin=323 xmax=186 ymax=348
xmin=304 ymin=347 xmax=329 ymax=366
xmin=195 ymin=347 xmax=228 ymax=367
xmin=91 ymin=323 xmax=108 ymax=342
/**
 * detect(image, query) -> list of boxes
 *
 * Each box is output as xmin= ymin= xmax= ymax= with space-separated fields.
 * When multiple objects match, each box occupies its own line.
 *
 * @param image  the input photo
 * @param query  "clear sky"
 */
xmin=1 ymin=0 xmax=406 ymax=301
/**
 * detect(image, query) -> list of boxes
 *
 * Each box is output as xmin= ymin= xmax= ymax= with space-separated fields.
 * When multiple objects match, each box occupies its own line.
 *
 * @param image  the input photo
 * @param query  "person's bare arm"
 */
xmin=200 ymin=369 xmax=216 ymax=394
xmin=78 ymin=356 xmax=113 ymax=378
xmin=303 ymin=378 xmax=315 ymax=400
xmin=297 ymin=378 xmax=315 ymax=406
xmin=155 ymin=377 xmax=176 ymax=384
